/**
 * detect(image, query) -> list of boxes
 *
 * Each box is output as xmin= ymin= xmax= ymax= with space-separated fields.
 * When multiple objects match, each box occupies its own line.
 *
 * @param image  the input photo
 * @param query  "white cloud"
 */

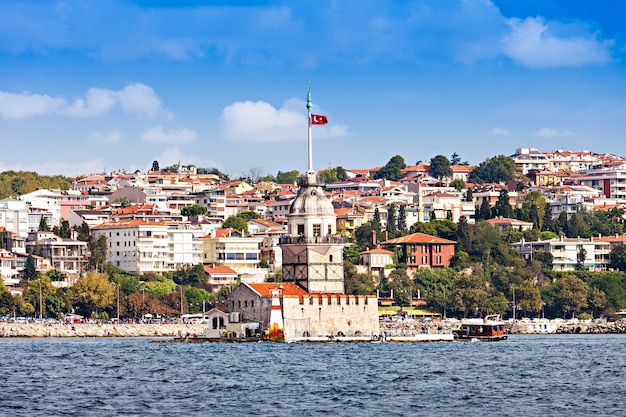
xmin=503 ymin=17 xmax=611 ymax=68
xmin=491 ymin=127 xmax=509 ymax=135
xmin=88 ymin=130 xmax=122 ymax=143
xmin=534 ymin=127 xmax=559 ymax=137
xmin=0 ymin=91 xmax=65 ymax=119
xmin=142 ymin=125 xmax=196 ymax=144
xmin=0 ymin=83 xmax=168 ymax=119
xmin=221 ymin=98 xmax=349 ymax=142
xmin=221 ymin=99 xmax=306 ymax=142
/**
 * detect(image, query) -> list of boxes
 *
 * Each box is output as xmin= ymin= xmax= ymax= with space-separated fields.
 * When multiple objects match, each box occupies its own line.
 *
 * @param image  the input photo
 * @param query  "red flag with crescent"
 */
xmin=311 ymin=114 xmax=328 ymax=125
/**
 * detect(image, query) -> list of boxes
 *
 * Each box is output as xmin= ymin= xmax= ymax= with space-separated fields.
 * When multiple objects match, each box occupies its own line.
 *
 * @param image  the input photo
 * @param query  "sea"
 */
xmin=1 ymin=334 xmax=624 ymax=417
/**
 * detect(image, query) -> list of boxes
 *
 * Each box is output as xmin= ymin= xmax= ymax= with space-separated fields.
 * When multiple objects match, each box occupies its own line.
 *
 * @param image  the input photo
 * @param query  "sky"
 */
xmin=1 ymin=0 xmax=626 ymax=178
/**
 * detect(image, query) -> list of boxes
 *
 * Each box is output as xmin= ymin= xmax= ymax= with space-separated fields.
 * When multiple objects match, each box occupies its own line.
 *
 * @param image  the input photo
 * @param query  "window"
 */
xmin=245 ymin=253 xmax=257 ymax=260
xmin=313 ymin=224 xmax=321 ymax=237
xmin=297 ymin=224 xmax=305 ymax=235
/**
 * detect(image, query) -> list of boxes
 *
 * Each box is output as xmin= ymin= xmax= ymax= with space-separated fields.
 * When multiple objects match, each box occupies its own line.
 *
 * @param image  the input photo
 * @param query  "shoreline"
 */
xmin=0 ymin=322 xmax=209 ymax=338
xmin=2 ymin=320 xmax=625 ymax=338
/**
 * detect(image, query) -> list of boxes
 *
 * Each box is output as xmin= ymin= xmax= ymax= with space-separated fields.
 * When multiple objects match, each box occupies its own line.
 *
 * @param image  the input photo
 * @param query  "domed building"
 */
xmin=225 ymin=87 xmax=379 ymax=340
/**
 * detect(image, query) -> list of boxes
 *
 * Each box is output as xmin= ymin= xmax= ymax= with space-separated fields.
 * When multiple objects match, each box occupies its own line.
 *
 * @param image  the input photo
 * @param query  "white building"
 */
xmin=91 ymin=220 xmax=203 ymax=273
xmin=0 ymin=199 xmax=29 ymax=238
xmin=512 ymin=236 xmax=610 ymax=271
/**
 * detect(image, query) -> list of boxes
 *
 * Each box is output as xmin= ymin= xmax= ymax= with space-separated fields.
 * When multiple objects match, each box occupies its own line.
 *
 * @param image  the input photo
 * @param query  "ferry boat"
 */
xmin=453 ymin=314 xmax=508 ymax=342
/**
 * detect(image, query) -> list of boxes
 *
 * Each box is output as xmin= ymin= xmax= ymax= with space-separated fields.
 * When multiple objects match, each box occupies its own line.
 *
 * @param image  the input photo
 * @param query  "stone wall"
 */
xmin=0 ymin=322 xmax=208 ymax=338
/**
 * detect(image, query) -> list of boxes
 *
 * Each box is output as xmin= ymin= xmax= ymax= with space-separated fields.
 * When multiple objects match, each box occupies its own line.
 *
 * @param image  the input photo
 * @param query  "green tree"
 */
xmin=344 ymin=261 xmax=376 ymax=295
xmin=23 ymin=274 xmax=58 ymax=318
xmin=450 ymin=152 xmax=461 ymax=165
xmin=429 ymin=155 xmax=453 ymax=181
xmin=449 ymin=272 xmax=489 ymax=317
xmin=319 ymin=168 xmax=338 ymax=184
xmin=181 ymin=204 xmax=207 ymax=218
xmin=450 ymin=178 xmax=466 ymax=191
xmin=609 ymin=243 xmax=626 ymax=271
xmin=54 ymin=219 xmax=72 ymax=239
xmin=397 ymin=205 xmax=408 ymax=234
xmin=521 ymin=191 xmax=546 ymax=230
xmin=386 ymin=204 xmax=398 ymax=237
xmin=587 ymin=287 xmax=607 ymax=318
xmin=172 ymin=264 xmax=207 ymax=286
xmin=511 ymin=281 xmax=542 ymax=317
xmin=275 ymin=170 xmax=300 ymax=184
xmin=88 ymin=235 xmax=108 ymax=271
xmin=468 ymin=155 xmax=517 ymax=184
xmin=38 ymin=217 xmax=50 ymax=232
xmin=554 ymin=274 xmax=589 ymax=318
xmin=22 ymin=255 xmax=39 ymax=281
xmin=374 ymin=155 xmax=406 ymax=181
xmin=70 ymin=271 xmax=116 ymax=318
xmin=493 ymin=188 xmax=513 ymax=218
xmin=222 ymin=215 xmax=249 ymax=234
xmin=336 ymin=166 xmax=348 ymax=181
xmin=151 ymin=160 xmax=160 ymax=172
xmin=387 ymin=268 xmax=413 ymax=307
xmin=476 ymin=199 xmax=492 ymax=221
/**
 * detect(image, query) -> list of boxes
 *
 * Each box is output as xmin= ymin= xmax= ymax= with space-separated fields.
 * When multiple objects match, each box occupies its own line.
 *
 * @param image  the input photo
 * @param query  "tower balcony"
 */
xmin=279 ymin=235 xmax=345 ymax=245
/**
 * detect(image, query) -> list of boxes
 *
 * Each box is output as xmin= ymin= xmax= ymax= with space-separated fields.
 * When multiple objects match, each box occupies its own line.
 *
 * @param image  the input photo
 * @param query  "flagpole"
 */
xmin=306 ymin=81 xmax=314 ymax=175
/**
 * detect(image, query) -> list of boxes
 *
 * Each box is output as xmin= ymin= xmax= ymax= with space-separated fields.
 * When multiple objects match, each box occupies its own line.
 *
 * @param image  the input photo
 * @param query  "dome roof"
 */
xmin=289 ymin=175 xmax=335 ymax=216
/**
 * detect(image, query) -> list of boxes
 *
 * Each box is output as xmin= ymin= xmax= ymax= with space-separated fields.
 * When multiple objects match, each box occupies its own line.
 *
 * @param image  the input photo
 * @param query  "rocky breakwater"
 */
xmin=0 ymin=322 xmax=209 ymax=338
xmin=556 ymin=321 xmax=626 ymax=334
xmin=380 ymin=320 xmax=459 ymax=337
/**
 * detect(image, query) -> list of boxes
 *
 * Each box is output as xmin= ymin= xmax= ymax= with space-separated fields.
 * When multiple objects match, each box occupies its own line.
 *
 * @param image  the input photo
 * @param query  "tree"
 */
xmin=387 ymin=268 xmax=413 ymax=307
xmin=181 ymin=204 xmax=207 ymax=219
xmin=587 ymin=287 xmax=607 ymax=318
xmin=476 ymin=199 xmax=492 ymax=221
xmin=172 ymin=264 xmax=206 ymax=286
xmin=151 ymin=160 xmax=160 ymax=172
xmin=554 ymin=274 xmax=589 ymax=318
xmin=38 ymin=217 xmax=50 ymax=232
xmin=468 ymin=155 xmax=517 ymax=184
xmin=222 ymin=215 xmax=249 ymax=234
xmin=576 ymin=246 xmax=588 ymax=270
xmin=386 ymin=204 xmax=398 ymax=237
xmin=22 ymin=255 xmax=39 ymax=281
xmin=429 ymin=155 xmax=453 ymax=181
xmin=456 ymin=216 xmax=472 ymax=253
xmin=609 ymin=243 xmax=626 ymax=271
xmin=521 ymin=191 xmax=546 ymax=230
xmin=336 ymin=166 xmax=348 ymax=181
xmin=450 ymin=178 xmax=466 ymax=191
xmin=276 ymin=170 xmax=300 ymax=184
xmin=493 ymin=188 xmax=513 ymax=218
xmin=450 ymin=152 xmax=461 ymax=165
xmin=54 ymin=219 xmax=72 ymax=239
xmin=465 ymin=188 xmax=473 ymax=202
xmin=70 ymin=271 xmax=116 ymax=318
xmin=511 ymin=281 xmax=542 ymax=317
xmin=374 ymin=155 xmax=406 ymax=181
xmin=88 ymin=235 xmax=108 ymax=271
xmin=397 ymin=205 xmax=407 ymax=234
xmin=449 ymin=272 xmax=489 ymax=317
xmin=23 ymin=275 xmax=58 ymax=318
xmin=319 ymin=168 xmax=338 ymax=184
xmin=344 ymin=261 xmax=375 ymax=295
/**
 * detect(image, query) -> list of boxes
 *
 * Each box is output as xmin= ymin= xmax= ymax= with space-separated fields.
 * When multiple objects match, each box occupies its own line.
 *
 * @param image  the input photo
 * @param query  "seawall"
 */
xmin=0 ymin=322 xmax=208 ymax=338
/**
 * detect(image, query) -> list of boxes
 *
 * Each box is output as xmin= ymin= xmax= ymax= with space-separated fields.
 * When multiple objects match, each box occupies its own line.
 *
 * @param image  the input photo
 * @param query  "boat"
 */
xmin=453 ymin=314 xmax=508 ymax=342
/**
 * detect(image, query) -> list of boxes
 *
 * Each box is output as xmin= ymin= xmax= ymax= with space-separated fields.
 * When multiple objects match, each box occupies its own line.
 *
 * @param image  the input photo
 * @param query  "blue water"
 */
xmin=0 ymin=334 xmax=624 ymax=416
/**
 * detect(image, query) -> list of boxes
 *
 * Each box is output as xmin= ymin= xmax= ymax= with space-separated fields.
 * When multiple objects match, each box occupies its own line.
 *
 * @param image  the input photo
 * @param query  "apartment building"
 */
xmin=91 ymin=219 xmax=203 ymax=273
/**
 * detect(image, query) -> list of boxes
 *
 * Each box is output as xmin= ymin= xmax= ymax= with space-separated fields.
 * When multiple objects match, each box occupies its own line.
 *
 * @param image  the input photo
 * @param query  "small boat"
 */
xmin=453 ymin=314 xmax=508 ymax=342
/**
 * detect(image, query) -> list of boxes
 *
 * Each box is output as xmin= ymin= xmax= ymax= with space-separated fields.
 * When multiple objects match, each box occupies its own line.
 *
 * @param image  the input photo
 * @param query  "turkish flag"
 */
xmin=311 ymin=114 xmax=328 ymax=125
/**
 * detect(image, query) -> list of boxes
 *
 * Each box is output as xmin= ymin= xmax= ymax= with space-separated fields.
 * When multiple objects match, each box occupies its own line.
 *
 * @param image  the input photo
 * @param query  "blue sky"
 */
xmin=1 ymin=0 xmax=626 ymax=178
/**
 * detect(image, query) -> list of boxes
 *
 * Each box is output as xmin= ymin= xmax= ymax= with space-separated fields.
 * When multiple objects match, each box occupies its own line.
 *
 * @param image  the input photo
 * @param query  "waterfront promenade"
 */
xmin=0 ymin=322 xmax=209 ymax=338
xmin=2 ymin=318 xmax=625 ymax=338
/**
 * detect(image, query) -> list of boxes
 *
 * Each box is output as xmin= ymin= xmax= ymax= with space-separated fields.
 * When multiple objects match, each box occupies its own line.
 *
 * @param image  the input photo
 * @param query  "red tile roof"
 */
xmin=382 ymin=232 xmax=455 ymax=245
xmin=247 ymin=283 xmax=309 ymax=297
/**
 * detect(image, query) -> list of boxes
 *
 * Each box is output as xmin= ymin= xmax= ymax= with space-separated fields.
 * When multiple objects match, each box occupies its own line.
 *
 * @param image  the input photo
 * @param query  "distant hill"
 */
xmin=0 ymin=171 xmax=75 ymax=199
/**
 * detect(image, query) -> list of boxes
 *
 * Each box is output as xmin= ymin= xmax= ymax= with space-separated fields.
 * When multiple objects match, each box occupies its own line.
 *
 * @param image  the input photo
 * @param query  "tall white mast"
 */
xmin=306 ymin=81 xmax=314 ymax=175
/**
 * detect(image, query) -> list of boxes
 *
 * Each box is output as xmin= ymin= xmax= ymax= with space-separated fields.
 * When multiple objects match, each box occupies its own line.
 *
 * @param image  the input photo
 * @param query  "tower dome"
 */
xmin=290 ymin=173 xmax=335 ymax=216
